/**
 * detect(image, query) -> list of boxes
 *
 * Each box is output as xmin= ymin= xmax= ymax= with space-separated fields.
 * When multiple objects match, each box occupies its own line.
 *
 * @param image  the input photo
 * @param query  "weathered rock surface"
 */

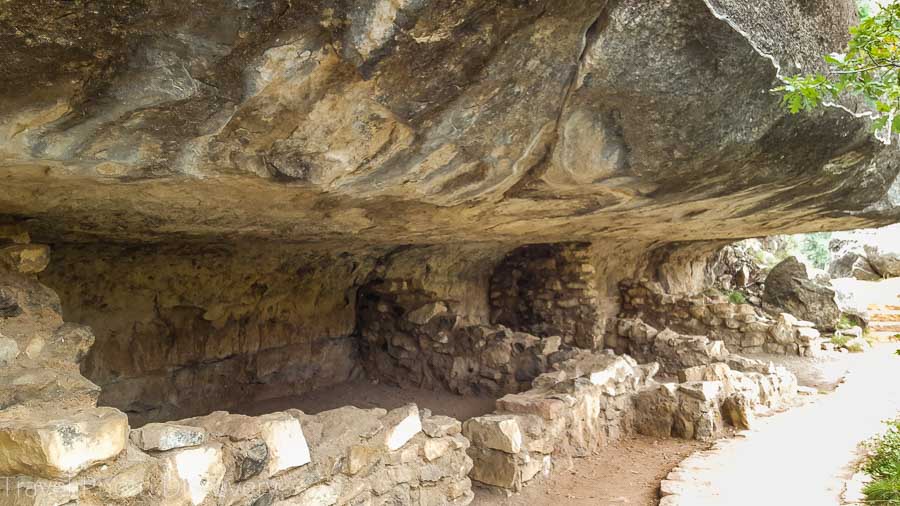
xmin=763 ymin=257 xmax=841 ymax=330
xmin=0 ymin=407 xmax=128 ymax=479
xmin=0 ymin=0 xmax=897 ymax=247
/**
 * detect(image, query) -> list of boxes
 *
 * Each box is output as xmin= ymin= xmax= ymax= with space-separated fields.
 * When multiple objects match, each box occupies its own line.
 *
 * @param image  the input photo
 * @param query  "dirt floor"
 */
xmin=473 ymin=435 xmax=708 ymax=506
xmin=233 ymin=380 xmax=498 ymax=420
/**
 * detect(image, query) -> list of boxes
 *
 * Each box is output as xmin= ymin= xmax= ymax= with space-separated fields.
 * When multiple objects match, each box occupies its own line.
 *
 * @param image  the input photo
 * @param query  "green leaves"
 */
xmin=775 ymin=1 xmax=900 ymax=136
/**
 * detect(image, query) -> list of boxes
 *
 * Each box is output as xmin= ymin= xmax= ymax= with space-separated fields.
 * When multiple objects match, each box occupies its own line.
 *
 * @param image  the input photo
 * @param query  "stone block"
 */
xmin=0 ymin=407 xmax=128 ymax=479
xmin=422 ymin=415 xmax=461 ymax=438
xmin=159 ymin=443 xmax=227 ymax=506
xmin=463 ymin=415 xmax=523 ymax=454
xmin=496 ymin=393 xmax=566 ymax=420
xmin=468 ymin=447 xmax=520 ymax=489
xmin=129 ymin=423 xmax=207 ymax=452
xmin=678 ymin=381 xmax=722 ymax=402
xmin=257 ymin=413 xmax=312 ymax=476
xmin=381 ymin=404 xmax=422 ymax=451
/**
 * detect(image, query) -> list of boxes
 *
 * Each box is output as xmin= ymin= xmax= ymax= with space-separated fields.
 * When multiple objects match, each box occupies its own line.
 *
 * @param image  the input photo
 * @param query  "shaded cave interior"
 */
xmin=39 ymin=240 xmax=655 ymax=427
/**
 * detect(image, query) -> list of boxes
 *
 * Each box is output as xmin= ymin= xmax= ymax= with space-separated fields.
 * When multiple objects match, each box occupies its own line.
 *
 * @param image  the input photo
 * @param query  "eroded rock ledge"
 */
xmin=0 ymin=0 xmax=898 ymax=245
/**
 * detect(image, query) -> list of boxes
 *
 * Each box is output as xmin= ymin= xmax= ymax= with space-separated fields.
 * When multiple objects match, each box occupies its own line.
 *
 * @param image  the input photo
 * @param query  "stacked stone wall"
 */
xmin=489 ymin=243 xmax=604 ymax=349
xmin=357 ymin=279 xmax=565 ymax=397
xmin=614 ymin=279 xmax=822 ymax=356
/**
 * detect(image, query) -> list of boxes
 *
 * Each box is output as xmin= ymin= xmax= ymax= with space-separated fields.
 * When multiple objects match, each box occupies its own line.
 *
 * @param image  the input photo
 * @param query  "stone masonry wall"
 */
xmin=490 ymin=243 xmax=604 ymax=349
xmin=357 ymin=279 xmax=565 ymax=397
xmin=614 ymin=279 xmax=822 ymax=356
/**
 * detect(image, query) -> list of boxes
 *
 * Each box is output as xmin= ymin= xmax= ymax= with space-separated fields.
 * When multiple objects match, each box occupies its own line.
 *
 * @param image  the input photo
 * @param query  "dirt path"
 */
xmin=473 ymin=436 xmax=707 ymax=506
xmin=661 ymin=343 xmax=900 ymax=506
xmin=232 ymin=380 xmax=497 ymax=420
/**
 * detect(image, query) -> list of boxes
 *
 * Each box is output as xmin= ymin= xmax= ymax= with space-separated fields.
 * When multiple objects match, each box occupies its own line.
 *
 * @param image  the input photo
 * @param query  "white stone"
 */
xmin=129 ymin=423 xmax=207 ymax=452
xmin=160 ymin=444 xmax=226 ymax=506
xmin=257 ymin=413 xmax=311 ymax=476
xmin=382 ymin=404 xmax=422 ymax=451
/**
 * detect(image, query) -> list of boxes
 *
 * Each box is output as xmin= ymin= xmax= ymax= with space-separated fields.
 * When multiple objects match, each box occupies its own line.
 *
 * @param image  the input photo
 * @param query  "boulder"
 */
xmin=0 ymin=407 xmax=128 ymax=479
xmin=763 ymin=257 xmax=840 ymax=330
xmin=865 ymin=243 xmax=900 ymax=278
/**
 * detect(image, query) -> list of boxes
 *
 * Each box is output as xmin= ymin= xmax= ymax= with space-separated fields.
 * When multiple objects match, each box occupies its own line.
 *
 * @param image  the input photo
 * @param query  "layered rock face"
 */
xmin=0 ymin=0 xmax=897 ymax=246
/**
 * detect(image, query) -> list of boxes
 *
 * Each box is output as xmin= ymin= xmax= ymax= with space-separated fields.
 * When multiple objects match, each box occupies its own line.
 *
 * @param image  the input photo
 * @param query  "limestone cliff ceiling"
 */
xmin=0 ymin=0 xmax=897 ymax=244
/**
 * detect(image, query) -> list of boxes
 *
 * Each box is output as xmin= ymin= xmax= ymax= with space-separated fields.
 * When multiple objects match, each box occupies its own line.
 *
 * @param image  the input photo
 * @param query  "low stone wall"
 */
xmin=2 ymin=404 xmax=473 ymax=506
xmin=634 ymin=359 xmax=798 ymax=441
xmin=462 ymin=352 xmax=655 ymax=491
xmin=489 ymin=243 xmax=604 ymax=349
xmin=616 ymin=279 xmax=822 ymax=356
xmin=358 ymin=280 xmax=566 ymax=397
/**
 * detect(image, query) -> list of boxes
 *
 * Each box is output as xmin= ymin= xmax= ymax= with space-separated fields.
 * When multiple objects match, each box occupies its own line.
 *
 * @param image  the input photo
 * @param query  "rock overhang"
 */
xmin=0 ymin=0 xmax=897 ymax=245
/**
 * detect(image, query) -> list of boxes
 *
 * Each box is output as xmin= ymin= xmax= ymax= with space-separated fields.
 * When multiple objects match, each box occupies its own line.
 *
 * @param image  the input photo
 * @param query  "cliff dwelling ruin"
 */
xmin=0 ymin=0 xmax=899 ymax=505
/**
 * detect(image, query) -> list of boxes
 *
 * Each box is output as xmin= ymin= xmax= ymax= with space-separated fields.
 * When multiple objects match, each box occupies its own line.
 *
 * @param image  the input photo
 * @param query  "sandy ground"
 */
xmin=659 ymin=343 xmax=900 ymax=506
xmin=233 ymin=380 xmax=497 ymax=420
xmin=473 ymin=436 xmax=708 ymax=506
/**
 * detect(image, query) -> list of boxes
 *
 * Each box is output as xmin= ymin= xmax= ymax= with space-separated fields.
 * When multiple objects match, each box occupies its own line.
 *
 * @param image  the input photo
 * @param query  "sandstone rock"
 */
xmin=92 ymin=461 xmax=156 ymax=502
xmin=721 ymin=393 xmax=753 ymax=430
xmin=678 ymin=382 xmax=723 ymax=403
xmin=864 ymin=243 xmax=900 ymax=278
xmin=0 ymin=476 xmax=79 ymax=506
xmin=423 ymin=438 xmax=452 ymax=462
xmin=463 ymin=415 xmax=523 ymax=454
xmin=496 ymin=392 xmax=567 ymax=420
xmin=0 ymin=407 xmax=128 ymax=479
xmin=422 ymin=415 xmax=461 ymax=438
xmin=763 ymin=257 xmax=840 ymax=330
xmin=0 ymin=245 xmax=50 ymax=274
xmin=159 ymin=443 xmax=227 ymax=505
xmin=129 ymin=422 xmax=207 ymax=452
xmin=468 ymin=447 xmax=520 ymax=490
xmin=276 ymin=483 xmax=341 ymax=505
xmin=634 ymin=383 xmax=678 ymax=438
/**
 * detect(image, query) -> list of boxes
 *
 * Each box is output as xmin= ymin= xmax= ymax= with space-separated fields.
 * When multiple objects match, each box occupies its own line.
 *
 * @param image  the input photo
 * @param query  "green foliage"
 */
xmin=865 ymin=475 xmax=900 ymax=504
xmin=775 ymin=2 xmax=900 ymax=137
xmin=838 ymin=314 xmax=855 ymax=330
xmin=863 ymin=419 xmax=900 ymax=505
xmin=727 ymin=290 xmax=747 ymax=304
xmin=799 ymin=232 xmax=832 ymax=270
